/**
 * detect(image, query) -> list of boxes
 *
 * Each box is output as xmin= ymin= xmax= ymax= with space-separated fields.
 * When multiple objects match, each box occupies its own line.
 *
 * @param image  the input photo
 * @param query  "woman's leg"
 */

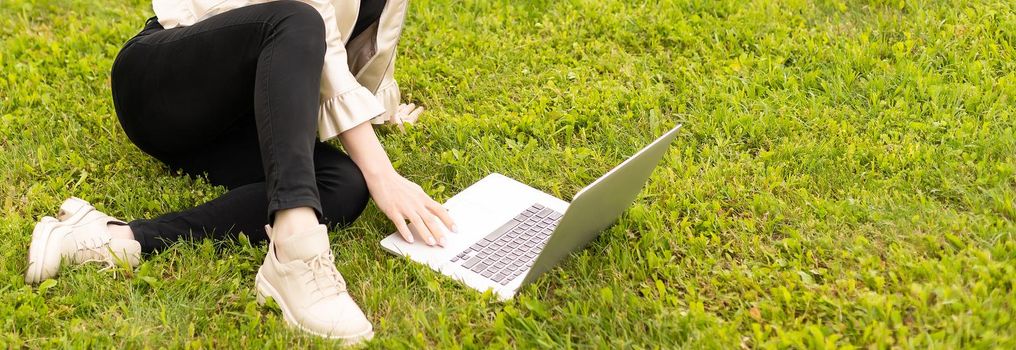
xmin=109 ymin=2 xmax=375 ymax=340
xmin=128 ymin=138 xmax=370 ymax=253
xmin=111 ymin=2 xmax=330 ymax=246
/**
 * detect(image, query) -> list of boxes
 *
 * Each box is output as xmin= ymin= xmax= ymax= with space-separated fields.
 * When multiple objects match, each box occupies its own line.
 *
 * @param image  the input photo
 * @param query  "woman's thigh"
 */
xmin=110 ymin=1 xmax=321 ymax=163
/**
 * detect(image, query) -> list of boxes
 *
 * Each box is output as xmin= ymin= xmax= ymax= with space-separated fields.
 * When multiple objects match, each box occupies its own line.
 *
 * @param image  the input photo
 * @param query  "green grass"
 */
xmin=2 ymin=0 xmax=1015 ymax=347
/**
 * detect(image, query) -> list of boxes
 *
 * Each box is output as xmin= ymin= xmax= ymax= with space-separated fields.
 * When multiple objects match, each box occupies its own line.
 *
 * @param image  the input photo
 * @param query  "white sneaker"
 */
xmin=25 ymin=197 xmax=142 ymax=284
xmin=255 ymin=224 xmax=374 ymax=344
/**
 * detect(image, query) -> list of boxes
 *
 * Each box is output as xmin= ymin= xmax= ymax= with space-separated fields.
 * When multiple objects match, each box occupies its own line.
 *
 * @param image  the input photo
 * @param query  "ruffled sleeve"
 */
xmin=306 ymin=0 xmax=386 ymax=140
xmin=371 ymin=78 xmax=400 ymax=124
xmin=318 ymin=86 xmax=386 ymax=140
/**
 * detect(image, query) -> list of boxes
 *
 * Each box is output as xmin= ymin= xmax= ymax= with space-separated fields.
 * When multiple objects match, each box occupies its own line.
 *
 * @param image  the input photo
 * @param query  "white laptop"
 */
xmin=381 ymin=125 xmax=681 ymax=300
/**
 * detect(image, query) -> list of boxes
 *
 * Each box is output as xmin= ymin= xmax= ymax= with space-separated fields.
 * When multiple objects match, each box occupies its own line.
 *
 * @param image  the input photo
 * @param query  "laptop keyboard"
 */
xmin=450 ymin=204 xmax=562 ymax=285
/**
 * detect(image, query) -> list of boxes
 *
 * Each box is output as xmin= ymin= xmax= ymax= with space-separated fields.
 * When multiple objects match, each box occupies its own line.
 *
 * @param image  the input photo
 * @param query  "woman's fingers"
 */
xmin=398 ymin=103 xmax=414 ymax=115
xmin=404 ymin=106 xmax=424 ymax=123
xmin=422 ymin=213 xmax=449 ymax=247
xmin=377 ymin=175 xmax=451 ymax=247
xmin=409 ymin=213 xmax=437 ymax=246
xmin=395 ymin=104 xmax=412 ymax=121
xmin=426 ymin=201 xmax=457 ymax=233
xmin=391 ymin=103 xmax=423 ymax=127
xmin=391 ymin=110 xmax=404 ymax=130
xmin=390 ymin=213 xmax=414 ymax=243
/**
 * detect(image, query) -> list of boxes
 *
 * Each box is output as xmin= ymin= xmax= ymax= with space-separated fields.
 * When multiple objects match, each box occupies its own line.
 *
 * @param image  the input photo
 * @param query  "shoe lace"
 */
xmin=73 ymin=236 xmax=115 ymax=267
xmin=301 ymin=251 xmax=347 ymax=304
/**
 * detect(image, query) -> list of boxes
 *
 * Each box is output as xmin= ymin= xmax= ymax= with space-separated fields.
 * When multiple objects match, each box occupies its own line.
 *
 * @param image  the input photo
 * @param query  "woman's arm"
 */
xmin=339 ymin=122 xmax=455 ymax=247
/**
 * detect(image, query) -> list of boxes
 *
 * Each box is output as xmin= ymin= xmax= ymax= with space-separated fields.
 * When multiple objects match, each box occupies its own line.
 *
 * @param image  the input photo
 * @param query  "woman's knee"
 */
xmin=267 ymin=1 xmax=326 ymax=56
xmin=317 ymin=152 xmax=370 ymax=227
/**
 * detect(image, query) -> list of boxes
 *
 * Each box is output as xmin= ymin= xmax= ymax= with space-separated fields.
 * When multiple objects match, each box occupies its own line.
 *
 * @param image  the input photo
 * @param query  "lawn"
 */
xmin=1 ymin=0 xmax=1015 ymax=348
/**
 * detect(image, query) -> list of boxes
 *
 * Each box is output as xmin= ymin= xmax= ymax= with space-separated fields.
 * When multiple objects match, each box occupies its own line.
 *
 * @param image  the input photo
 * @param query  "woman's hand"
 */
xmin=338 ymin=121 xmax=455 ymax=247
xmin=365 ymin=172 xmax=456 ymax=246
xmin=388 ymin=103 xmax=424 ymax=131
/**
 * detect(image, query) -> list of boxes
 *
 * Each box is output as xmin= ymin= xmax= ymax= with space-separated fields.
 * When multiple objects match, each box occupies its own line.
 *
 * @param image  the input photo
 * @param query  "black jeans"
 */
xmin=111 ymin=2 xmax=370 ymax=253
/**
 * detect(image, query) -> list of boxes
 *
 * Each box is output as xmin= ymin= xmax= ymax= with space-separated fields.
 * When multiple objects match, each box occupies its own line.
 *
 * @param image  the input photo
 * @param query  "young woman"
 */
xmin=24 ymin=0 xmax=452 ymax=344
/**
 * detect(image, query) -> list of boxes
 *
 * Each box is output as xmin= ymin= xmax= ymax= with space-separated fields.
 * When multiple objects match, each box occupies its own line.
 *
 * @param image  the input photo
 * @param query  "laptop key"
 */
xmin=471 ymin=262 xmax=489 ymax=273
xmin=493 ymin=273 xmax=506 ymax=282
xmin=481 ymin=216 xmax=524 ymax=244
xmin=462 ymin=256 xmax=482 ymax=269
xmin=481 ymin=270 xmax=495 ymax=278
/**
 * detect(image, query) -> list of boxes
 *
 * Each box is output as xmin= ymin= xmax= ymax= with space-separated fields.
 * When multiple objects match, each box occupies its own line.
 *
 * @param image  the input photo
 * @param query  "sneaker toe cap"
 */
xmin=298 ymin=293 xmax=373 ymax=339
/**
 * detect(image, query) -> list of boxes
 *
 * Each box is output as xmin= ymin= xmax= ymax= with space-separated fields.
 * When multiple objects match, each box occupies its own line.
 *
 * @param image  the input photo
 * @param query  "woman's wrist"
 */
xmin=339 ymin=121 xmax=399 ymax=183
xmin=354 ymin=152 xmax=397 ymax=178
xmin=361 ymin=164 xmax=399 ymax=185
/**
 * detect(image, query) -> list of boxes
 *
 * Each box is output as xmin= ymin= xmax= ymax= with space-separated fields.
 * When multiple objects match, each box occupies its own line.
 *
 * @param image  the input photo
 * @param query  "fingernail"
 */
xmin=452 ymin=225 xmax=460 ymax=233
xmin=439 ymin=237 xmax=447 ymax=247
xmin=427 ymin=237 xmax=436 ymax=246
xmin=406 ymin=236 xmax=415 ymax=243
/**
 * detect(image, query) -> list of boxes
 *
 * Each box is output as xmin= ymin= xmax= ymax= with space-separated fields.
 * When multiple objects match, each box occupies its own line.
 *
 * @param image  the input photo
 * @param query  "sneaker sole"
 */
xmin=25 ymin=219 xmax=67 ymax=284
xmin=255 ymin=270 xmax=374 ymax=344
